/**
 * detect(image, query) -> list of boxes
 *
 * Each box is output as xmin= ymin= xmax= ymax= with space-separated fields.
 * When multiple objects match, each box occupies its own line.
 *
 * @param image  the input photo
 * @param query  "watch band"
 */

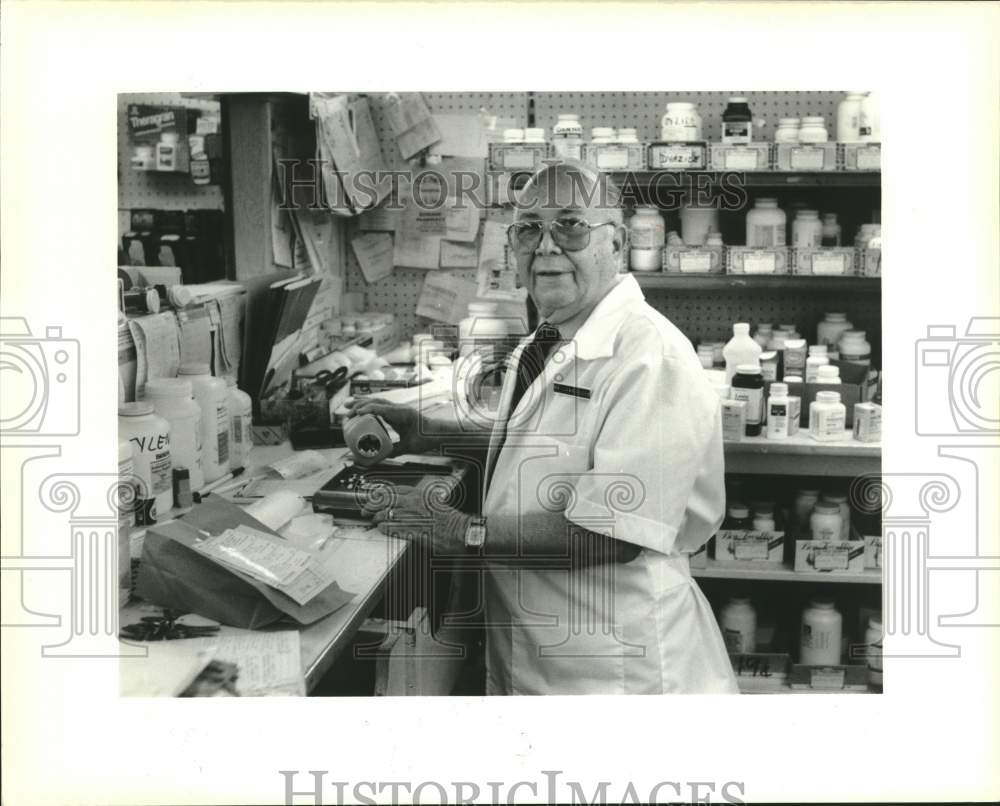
xmin=464 ymin=516 xmax=486 ymax=549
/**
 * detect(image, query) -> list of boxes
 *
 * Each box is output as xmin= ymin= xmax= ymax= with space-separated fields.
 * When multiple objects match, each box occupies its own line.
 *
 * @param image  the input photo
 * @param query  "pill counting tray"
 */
xmin=311 ymin=459 xmax=466 ymax=520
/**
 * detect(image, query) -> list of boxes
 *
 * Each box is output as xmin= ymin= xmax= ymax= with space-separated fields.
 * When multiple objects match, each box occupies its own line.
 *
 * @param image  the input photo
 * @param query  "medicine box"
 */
xmin=864 ymin=535 xmax=883 ymax=569
xmin=841 ymin=143 xmax=881 ymax=171
xmin=663 ymin=244 xmax=725 ymax=274
xmin=784 ymin=359 xmax=873 ymax=428
xmin=794 ymin=539 xmax=867 ymax=574
xmin=487 ymin=142 xmax=550 ymax=173
xmin=857 ymin=247 xmax=882 ymax=277
xmin=646 ymin=141 xmax=707 ymax=171
xmin=774 ymin=143 xmax=838 ymax=172
xmin=714 ymin=529 xmax=784 ymax=565
xmin=582 ymin=142 xmax=645 ymax=172
xmin=726 ymin=246 xmax=790 ymax=275
xmin=792 ymin=247 xmax=857 ymax=276
xmin=709 ymin=142 xmax=771 ymax=171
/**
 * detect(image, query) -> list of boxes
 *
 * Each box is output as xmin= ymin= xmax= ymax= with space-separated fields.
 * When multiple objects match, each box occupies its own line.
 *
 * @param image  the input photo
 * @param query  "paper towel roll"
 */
xmin=244 ymin=490 xmax=306 ymax=531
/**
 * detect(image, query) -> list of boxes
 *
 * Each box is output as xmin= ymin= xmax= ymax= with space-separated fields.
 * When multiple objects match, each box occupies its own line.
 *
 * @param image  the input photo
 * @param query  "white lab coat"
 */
xmin=481 ymin=274 xmax=738 ymax=695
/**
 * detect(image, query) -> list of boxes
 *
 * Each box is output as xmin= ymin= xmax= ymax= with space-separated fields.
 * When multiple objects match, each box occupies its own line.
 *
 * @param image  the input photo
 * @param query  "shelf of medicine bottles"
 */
xmin=632 ymin=274 xmax=881 ymax=292
xmin=611 ymin=171 xmax=881 ymax=189
xmin=723 ymin=432 xmax=880 ymax=477
xmin=692 ymin=561 xmax=881 ymax=585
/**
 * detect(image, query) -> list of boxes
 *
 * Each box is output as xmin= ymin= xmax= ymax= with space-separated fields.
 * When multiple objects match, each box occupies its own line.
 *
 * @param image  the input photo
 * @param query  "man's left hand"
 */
xmin=365 ymin=478 xmax=471 ymax=555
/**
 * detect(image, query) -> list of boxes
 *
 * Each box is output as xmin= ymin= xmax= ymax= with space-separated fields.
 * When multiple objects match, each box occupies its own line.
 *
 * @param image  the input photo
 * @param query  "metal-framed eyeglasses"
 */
xmin=506 ymin=218 xmax=617 ymax=253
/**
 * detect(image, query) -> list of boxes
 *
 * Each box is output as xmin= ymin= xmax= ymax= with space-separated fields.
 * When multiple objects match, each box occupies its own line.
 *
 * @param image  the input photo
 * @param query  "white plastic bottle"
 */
xmin=118 ymin=402 xmax=172 ymax=523
xmin=723 ymin=323 xmax=763 ymax=385
xmin=753 ymin=323 xmax=773 ymax=348
xmin=822 ymin=492 xmax=852 ymax=540
xmin=805 ymin=354 xmax=830 ymax=383
xmin=815 ymin=364 xmax=842 ymax=385
xmin=661 ymin=102 xmax=702 ymax=141
xmin=794 ymin=488 xmax=821 ymax=537
xmin=766 ymin=382 xmax=794 ymax=439
xmin=226 ymin=376 xmax=253 ymax=470
xmin=859 ymin=92 xmax=880 ymax=142
xmin=720 ymin=597 xmax=757 ymax=654
xmin=820 ymin=213 xmax=842 ymax=246
xmin=144 ymin=378 xmax=205 ymax=492
xmin=800 ymin=599 xmax=843 ymax=665
xmin=817 ymin=312 xmax=853 ymax=353
xmin=459 ymin=301 xmax=508 ymax=361
xmin=745 ymin=198 xmax=786 ymax=247
xmin=798 ymin=117 xmax=830 ymax=143
xmin=809 ymin=390 xmax=847 ymax=442
xmin=838 ymin=330 xmax=872 ymax=367
xmin=752 ymin=504 xmax=776 ymax=532
xmin=836 ymin=93 xmax=868 ymax=142
xmin=774 ymin=118 xmax=800 ymax=143
xmin=177 ymin=363 xmax=230 ymax=483
xmin=552 ymin=113 xmax=584 ymax=160
xmin=629 ymin=206 xmax=666 ymax=270
xmin=792 ymin=210 xmax=822 ymax=248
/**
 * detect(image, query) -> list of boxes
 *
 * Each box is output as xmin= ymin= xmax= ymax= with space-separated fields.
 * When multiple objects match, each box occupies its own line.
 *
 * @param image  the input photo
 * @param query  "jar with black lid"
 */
xmin=731 ymin=364 xmax=765 ymax=436
xmin=722 ymin=96 xmax=754 ymax=144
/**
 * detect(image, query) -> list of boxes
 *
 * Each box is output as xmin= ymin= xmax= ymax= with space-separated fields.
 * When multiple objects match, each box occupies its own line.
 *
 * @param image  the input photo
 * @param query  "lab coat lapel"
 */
xmin=482 ymin=340 xmax=529 ymax=502
xmin=506 ymin=338 xmax=579 ymax=432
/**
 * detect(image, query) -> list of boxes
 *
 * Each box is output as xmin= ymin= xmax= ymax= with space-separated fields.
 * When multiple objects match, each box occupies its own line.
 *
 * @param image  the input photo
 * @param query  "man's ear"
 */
xmin=612 ymin=223 xmax=628 ymax=256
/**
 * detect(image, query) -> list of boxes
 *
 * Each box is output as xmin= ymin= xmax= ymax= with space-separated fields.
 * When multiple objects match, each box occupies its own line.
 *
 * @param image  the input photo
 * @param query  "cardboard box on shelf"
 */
xmin=714 ymin=529 xmax=785 ymax=565
xmin=774 ymin=142 xmax=838 ymax=172
xmin=841 ymin=143 xmax=881 ymax=171
xmin=794 ymin=539 xmax=867 ymax=574
xmin=792 ymin=247 xmax=857 ymax=276
xmin=646 ymin=141 xmax=707 ymax=171
xmin=663 ymin=244 xmax=725 ymax=274
xmin=709 ymin=142 xmax=771 ymax=171
xmin=726 ymin=246 xmax=790 ymax=275
xmin=785 ymin=359 xmax=878 ymax=428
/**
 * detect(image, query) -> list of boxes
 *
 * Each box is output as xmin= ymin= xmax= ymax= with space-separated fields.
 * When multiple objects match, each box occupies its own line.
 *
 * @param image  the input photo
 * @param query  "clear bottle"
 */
xmin=774 ymin=117 xmax=800 ymax=143
xmin=836 ymin=92 xmax=868 ymax=143
xmin=177 ymin=363 xmax=231 ymax=483
xmin=817 ymin=312 xmax=853 ymax=352
xmin=629 ymin=206 xmax=666 ymax=271
xmin=720 ymin=596 xmax=757 ymax=654
xmin=723 ymin=323 xmax=763 ymax=384
xmin=798 ymin=116 xmax=830 ymax=143
xmin=865 ymin=615 xmax=884 ymax=690
xmin=226 ymin=376 xmax=253 ymax=470
xmin=144 ymin=378 xmax=205 ymax=492
xmin=118 ymin=401 xmax=172 ymax=523
xmin=745 ymin=198 xmax=786 ymax=247
xmin=809 ymin=390 xmax=847 ymax=442
xmin=732 ymin=365 xmax=765 ymax=437
xmin=792 ymin=210 xmax=823 ymax=248
xmin=838 ymin=330 xmax=872 ymax=367
xmin=800 ymin=599 xmax=843 ymax=665
xmin=820 ymin=213 xmax=842 ymax=246
xmin=766 ymin=382 xmax=794 ymax=439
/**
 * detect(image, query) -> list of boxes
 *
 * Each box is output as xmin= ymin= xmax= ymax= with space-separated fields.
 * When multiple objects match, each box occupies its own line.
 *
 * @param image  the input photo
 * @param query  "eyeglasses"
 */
xmin=506 ymin=218 xmax=617 ymax=253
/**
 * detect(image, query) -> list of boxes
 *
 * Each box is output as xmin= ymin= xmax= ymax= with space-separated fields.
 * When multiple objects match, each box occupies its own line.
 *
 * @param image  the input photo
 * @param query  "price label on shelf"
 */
xmin=809 ymin=667 xmax=846 ymax=690
xmin=724 ymin=148 xmax=761 ymax=170
xmin=734 ymin=535 xmax=771 ymax=560
xmin=814 ymin=546 xmax=850 ymax=570
xmin=502 ymin=148 xmax=538 ymax=170
xmin=790 ymin=146 xmax=826 ymax=170
xmin=742 ymin=251 xmax=777 ymax=274
xmin=596 ymin=146 xmax=630 ymax=171
xmin=810 ymin=252 xmax=848 ymax=275
xmin=678 ymin=251 xmax=713 ymax=273
xmin=856 ymin=146 xmax=881 ymax=170
xmin=650 ymin=144 xmax=705 ymax=169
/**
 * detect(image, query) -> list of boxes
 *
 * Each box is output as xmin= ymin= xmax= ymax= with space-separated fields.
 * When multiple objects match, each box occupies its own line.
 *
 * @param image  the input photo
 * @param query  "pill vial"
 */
xmin=661 ymin=102 xmax=702 ymax=141
xmin=552 ymin=113 xmax=583 ymax=160
xmin=821 ymin=213 xmax=842 ymax=246
xmin=726 ymin=502 xmax=752 ymax=530
xmin=226 ymin=376 xmax=253 ymax=470
xmin=177 ymin=363 xmax=231 ymax=483
xmin=752 ymin=503 xmax=777 ymax=531
xmin=156 ymin=131 xmax=179 ymax=170
xmin=865 ymin=615 xmax=884 ymax=691
xmin=745 ymin=198 xmax=786 ymax=247
xmin=629 ymin=206 xmax=666 ymax=271
xmin=732 ymin=365 xmax=765 ymax=437
xmin=118 ymin=402 xmax=172 ymax=524
xmin=697 ymin=344 xmax=716 ymax=369
xmin=821 ymin=492 xmax=852 ymax=539
xmin=144 ymin=378 xmax=205 ymax=493
xmin=837 ymin=92 xmax=868 ymax=143
xmin=766 ymin=382 xmax=795 ymax=439
xmin=810 ymin=390 xmax=847 ymax=442
xmin=720 ymin=597 xmax=757 ymax=654
xmin=753 ymin=324 xmax=774 ymax=348
xmin=503 ymin=128 xmax=525 ymax=143
xmin=792 ymin=210 xmax=823 ymax=248
xmin=854 ymin=402 xmax=882 ymax=443
xmin=800 ymin=599 xmax=843 ymax=665
xmin=773 ymin=117 xmax=801 ymax=144
xmin=805 ymin=354 xmax=830 ymax=383
xmin=721 ymin=97 xmax=754 ymax=144
xmin=798 ymin=116 xmax=830 ymax=143
xmin=817 ymin=312 xmax=853 ymax=354
xmin=794 ymin=489 xmax=821 ymax=536
xmin=721 ymin=399 xmax=747 ymax=442
xmin=783 ymin=338 xmax=808 ymax=377
xmin=838 ymin=330 xmax=872 ymax=367
xmin=590 ymin=127 xmax=615 ymax=144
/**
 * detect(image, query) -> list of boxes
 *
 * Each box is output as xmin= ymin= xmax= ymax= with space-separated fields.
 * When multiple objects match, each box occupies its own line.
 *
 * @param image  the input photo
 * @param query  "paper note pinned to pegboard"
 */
xmin=351 ymin=232 xmax=394 ymax=284
xmin=383 ymin=93 xmax=441 ymax=159
xmin=416 ymin=272 xmax=479 ymax=324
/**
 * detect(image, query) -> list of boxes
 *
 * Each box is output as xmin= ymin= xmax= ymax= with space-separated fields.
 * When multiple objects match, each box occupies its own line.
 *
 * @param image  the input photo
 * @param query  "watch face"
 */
xmin=466 ymin=522 xmax=486 ymax=548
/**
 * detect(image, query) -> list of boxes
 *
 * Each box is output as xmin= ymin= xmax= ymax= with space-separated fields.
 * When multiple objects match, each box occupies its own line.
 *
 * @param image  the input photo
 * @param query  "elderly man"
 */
xmin=349 ymin=161 xmax=737 ymax=695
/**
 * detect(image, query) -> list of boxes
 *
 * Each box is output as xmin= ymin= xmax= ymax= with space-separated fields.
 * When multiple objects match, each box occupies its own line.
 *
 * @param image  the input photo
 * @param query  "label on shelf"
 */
xmin=679 ymin=251 xmax=713 ymax=273
xmin=810 ymin=252 xmax=848 ymax=275
xmin=502 ymin=148 xmax=540 ymax=170
xmin=724 ymin=148 xmax=760 ymax=170
xmin=856 ymin=146 xmax=881 ymax=170
xmin=742 ymin=251 xmax=777 ymax=274
xmin=790 ymin=146 xmax=826 ymax=170
xmin=733 ymin=535 xmax=771 ymax=560
xmin=595 ymin=146 xmax=630 ymax=171
xmin=649 ymin=143 xmax=705 ymax=170
xmin=809 ymin=666 xmax=846 ymax=690
xmin=729 ymin=653 xmax=791 ymax=680
xmin=813 ymin=545 xmax=850 ymax=570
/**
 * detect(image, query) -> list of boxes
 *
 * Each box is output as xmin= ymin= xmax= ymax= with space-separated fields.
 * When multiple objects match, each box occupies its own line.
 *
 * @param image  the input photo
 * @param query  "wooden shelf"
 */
xmin=693 ymin=560 xmax=882 ymax=585
xmin=612 ymin=170 xmax=881 ymax=189
xmin=724 ymin=431 xmax=881 ymax=477
xmin=633 ymin=273 xmax=881 ymax=292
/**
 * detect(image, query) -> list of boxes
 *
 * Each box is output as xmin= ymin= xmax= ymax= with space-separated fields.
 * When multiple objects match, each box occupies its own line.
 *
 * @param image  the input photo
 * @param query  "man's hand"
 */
xmin=363 ymin=477 xmax=471 ymax=555
xmin=344 ymin=397 xmax=437 ymax=455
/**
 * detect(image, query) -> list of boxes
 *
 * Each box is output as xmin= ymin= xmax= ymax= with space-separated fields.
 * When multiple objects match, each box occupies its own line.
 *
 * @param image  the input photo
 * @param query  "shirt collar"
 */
xmin=568 ymin=273 xmax=645 ymax=360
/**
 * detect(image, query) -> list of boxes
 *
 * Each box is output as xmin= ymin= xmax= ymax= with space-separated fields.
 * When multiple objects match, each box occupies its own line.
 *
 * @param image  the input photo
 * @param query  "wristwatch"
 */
xmin=464 ymin=516 xmax=486 ymax=549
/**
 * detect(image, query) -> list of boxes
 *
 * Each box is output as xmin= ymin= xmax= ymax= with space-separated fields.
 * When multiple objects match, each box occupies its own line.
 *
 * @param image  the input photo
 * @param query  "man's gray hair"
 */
xmin=514 ymin=159 xmax=624 ymax=221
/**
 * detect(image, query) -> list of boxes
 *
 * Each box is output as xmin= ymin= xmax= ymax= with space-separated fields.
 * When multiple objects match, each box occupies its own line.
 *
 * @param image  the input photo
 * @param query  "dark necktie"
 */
xmin=507 ymin=322 xmax=562 ymax=417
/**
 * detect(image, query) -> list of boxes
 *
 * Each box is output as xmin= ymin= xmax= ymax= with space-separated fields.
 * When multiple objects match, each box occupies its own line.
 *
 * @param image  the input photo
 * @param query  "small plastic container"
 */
xmin=792 ymin=210 xmax=822 ymax=248
xmin=720 ymin=597 xmax=757 ymax=654
xmin=800 ymin=599 xmax=842 ymax=665
xmin=837 ymin=92 xmax=868 ymax=143
xmin=617 ymin=127 xmax=640 ymax=143
xmin=820 ymin=213 xmax=842 ymax=246
xmin=805 ymin=354 xmax=831 ymax=383
xmin=721 ymin=97 xmax=754 ymax=144
xmin=752 ymin=503 xmax=777 ymax=532
xmin=177 ymin=363 xmax=231 ymax=483
xmin=798 ymin=116 xmax=830 ymax=143
xmin=732 ymin=364 xmax=765 ymax=437
xmin=661 ymin=102 xmax=702 ymax=141
xmin=705 ymin=232 xmax=724 ymax=247
xmin=774 ymin=117 xmax=800 ymax=144
xmin=226 ymin=376 xmax=253 ymax=470
xmin=156 ymin=132 xmax=180 ymax=170
xmin=629 ymin=206 xmax=666 ymax=270
xmin=679 ymin=200 xmax=719 ymax=247
xmin=759 ymin=351 xmax=779 ymax=383
xmin=809 ymin=390 xmax=847 ymax=442
xmin=838 ymin=330 xmax=872 ymax=367
xmin=144 ymin=377 xmax=205 ymax=492
xmin=552 ymin=113 xmax=584 ymax=159
xmin=503 ymin=128 xmax=525 ymax=143
xmin=821 ymin=492 xmax=852 ymax=539
xmin=721 ymin=399 xmax=746 ymax=441
xmin=766 ymin=382 xmax=794 ymax=440
xmin=859 ymin=92 xmax=880 ymax=142
xmin=118 ymin=401 xmax=172 ymax=523
xmin=590 ymin=127 xmax=616 ymax=143
xmin=783 ymin=338 xmax=808 ymax=377
xmin=745 ymin=198 xmax=787 ymax=247
xmin=131 ymin=145 xmax=155 ymax=170
xmin=854 ymin=402 xmax=882 ymax=443
xmin=118 ymin=438 xmax=136 ymax=528
xmin=817 ymin=313 xmax=853 ymax=353
xmin=816 ymin=365 xmax=842 ymax=385
xmin=726 ymin=503 xmax=752 ymax=530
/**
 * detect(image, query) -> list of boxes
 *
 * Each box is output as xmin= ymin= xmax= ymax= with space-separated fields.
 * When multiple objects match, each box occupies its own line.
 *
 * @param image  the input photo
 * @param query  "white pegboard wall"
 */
xmin=118 ymin=92 xmax=224 ymax=233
